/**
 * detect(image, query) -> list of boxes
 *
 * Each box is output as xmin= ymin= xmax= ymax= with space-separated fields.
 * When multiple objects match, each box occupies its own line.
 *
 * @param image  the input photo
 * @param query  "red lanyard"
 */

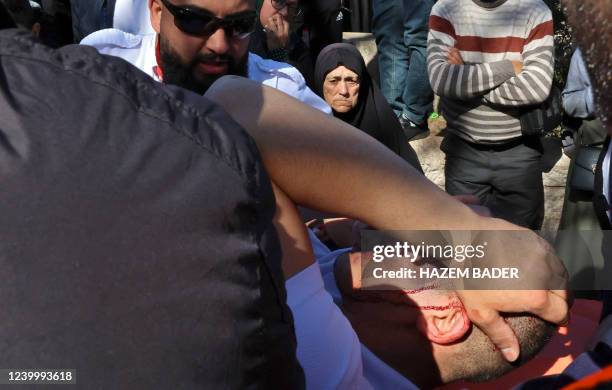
xmin=153 ymin=36 xmax=164 ymax=81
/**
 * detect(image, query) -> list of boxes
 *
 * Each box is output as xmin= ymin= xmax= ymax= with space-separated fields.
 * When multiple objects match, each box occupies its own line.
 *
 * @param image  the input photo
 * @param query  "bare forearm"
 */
xmin=208 ymin=77 xmax=569 ymax=364
xmin=206 ymin=76 xmax=489 ymax=231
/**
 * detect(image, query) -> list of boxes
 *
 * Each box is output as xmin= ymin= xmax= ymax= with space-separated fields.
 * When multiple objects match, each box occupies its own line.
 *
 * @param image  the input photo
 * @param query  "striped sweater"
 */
xmin=427 ymin=0 xmax=554 ymax=143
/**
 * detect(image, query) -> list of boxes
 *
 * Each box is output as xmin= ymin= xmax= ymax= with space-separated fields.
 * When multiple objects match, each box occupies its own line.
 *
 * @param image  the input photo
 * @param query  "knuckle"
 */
xmin=479 ymin=313 xmax=498 ymax=327
xmin=469 ymin=308 xmax=497 ymax=326
xmin=528 ymin=292 xmax=549 ymax=310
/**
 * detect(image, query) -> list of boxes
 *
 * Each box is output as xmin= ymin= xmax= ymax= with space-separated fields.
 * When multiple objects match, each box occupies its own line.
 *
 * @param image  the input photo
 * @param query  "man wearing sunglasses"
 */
xmin=81 ymin=0 xmax=330 ymax=113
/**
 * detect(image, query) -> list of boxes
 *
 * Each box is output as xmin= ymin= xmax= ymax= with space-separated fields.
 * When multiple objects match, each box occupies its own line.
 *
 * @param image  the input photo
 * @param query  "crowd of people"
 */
xmin=0 ymin=0 xmax=611 ymax=388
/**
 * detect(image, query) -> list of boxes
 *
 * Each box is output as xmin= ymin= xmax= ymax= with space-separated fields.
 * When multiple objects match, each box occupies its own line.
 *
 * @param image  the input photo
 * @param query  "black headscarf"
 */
xmin=315 ymin=43 xmax=423 ymax=172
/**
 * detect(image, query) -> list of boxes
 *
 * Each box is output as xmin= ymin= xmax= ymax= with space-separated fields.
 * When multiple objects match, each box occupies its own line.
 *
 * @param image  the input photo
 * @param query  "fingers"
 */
xmin=265 ymin=16 xmax=278 ymax=33
xmin=469 ymin=307 xmax=520 ymax=362
xmin=511 ymin=60 xmax=523 ymax=75
xmin=527 ymin=290 xmax=570 ymax=325
xmin=447 ymin=47 xmax=464 ymax=65
xmin=265 ymin=15 xmax=289 ymax=47
xmin=448 ymin=54 xmax=460 ymax=65
xmin=280 ymin=17 xmax=289 ymax=37
xmin=265 ymin=16 xmax=281 ymax=34
xmin=485 ymin=290 xmax=570 ymax=325
xmin=277 ymin=17 xmax=289 ymax=45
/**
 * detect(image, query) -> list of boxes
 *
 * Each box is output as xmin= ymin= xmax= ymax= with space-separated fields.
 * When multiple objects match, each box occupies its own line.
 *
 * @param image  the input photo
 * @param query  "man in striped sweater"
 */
xmin=427 ymin=0 xmax=554 ymax=230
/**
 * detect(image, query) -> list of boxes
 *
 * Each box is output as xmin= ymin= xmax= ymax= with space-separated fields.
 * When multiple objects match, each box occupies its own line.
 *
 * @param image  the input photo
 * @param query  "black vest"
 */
xmin=593 ymin=138 xmax=611 ymax=230
xmin=0 ymin=29 xmax=303 ymax=389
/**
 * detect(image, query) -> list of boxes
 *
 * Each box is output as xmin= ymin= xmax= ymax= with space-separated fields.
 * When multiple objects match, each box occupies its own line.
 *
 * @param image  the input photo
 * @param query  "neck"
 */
xmin=471 ymin=0 xmax=509 ymax=8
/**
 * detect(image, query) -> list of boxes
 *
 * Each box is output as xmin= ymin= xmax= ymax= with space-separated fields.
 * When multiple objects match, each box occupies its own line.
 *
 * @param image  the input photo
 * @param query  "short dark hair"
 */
xmin=450 ymin=314 xmax=555 ymax=383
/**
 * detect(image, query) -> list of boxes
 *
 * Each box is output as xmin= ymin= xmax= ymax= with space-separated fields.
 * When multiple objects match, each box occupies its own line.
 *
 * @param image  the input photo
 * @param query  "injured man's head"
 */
xmin=335 ymin=253 xmax=555 ymax=388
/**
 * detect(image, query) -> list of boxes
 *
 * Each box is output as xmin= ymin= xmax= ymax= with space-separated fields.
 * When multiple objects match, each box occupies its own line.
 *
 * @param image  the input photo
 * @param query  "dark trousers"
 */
xmin=441 ymin=133 xmax=545 ymax=230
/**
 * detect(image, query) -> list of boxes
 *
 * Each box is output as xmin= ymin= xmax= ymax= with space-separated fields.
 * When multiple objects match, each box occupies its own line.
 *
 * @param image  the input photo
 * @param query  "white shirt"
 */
xmin=284 ymin=231 xmax=419 ymax=389
xmin=113 ymin=0 xmax=155 ymax=36
xmin=80 ymin=29 xmax=331 ymax=114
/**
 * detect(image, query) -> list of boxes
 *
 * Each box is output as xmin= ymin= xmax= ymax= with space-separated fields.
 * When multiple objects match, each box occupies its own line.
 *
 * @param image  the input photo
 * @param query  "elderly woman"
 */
xmin=315 ymin=43 xmax=423 ymax=172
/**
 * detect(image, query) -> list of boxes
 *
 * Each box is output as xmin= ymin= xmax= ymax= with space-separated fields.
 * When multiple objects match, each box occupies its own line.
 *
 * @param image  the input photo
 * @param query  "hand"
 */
xmin=454 ymin=217 xmax=569 ymax=362
xmin=447 ymin=47 xmax=464 ymax=65
xmin=264 ymin=14 xmax=290 ymax=50
xmin=456 ymin=289 xmax=569 ymax=361
xmin=338 ymin=217 xmax=570 ymax=363
xmin=511 ymin=60 xmax=523 ymax=76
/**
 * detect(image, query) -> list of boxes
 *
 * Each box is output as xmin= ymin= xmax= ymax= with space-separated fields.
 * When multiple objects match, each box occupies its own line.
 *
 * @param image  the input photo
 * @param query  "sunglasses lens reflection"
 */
xmin=175 ymin=13 xmax=255 ymax=38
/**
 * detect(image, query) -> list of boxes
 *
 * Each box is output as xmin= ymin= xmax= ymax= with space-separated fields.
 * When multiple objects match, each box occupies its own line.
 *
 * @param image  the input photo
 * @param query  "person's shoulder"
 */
xmin=248 ymin=52 xmax=307 ymax=86
xmin=432 ymin=0 xmax=457 ymax=8
xmin=80 ymin=28 xmax=147 ymax=50
xmin=518 ymin=0 xmax=553 ymax=30
xmin=431 ymin=0 xmax=465 ymax=13
xmin=520 ymin=0 xmax=552 ymax=18
xmin=247 ymin=52 xmax=331 ymax=114
xmin=520 ymin=0 xmax=550 ymax=10
xmin=431 ymin=0 xmax=462 ymax=18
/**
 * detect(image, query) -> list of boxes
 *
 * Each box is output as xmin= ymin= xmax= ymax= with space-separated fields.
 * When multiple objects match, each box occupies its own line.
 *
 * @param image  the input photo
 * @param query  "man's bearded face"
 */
xmin=153 ymin=0 xmax=253 ymax=95
xmin=159 ymin=34 xmax=249 ymax=95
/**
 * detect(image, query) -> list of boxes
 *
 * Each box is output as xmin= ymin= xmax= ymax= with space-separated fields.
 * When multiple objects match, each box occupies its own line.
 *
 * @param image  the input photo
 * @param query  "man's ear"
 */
xmin=149 ymin=0 xmax=162 ymax=33
xmin=416 ymin=299 xmax=471 ymax=344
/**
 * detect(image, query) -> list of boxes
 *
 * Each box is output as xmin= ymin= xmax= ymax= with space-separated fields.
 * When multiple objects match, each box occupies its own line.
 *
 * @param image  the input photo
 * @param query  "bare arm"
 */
xmin=205 ymin=76 xmax=568 ymax=362
xmin=207 ymin=76 xmax=485 ymax=231
xmin=272 ymin=183 xmax=315 ymax=279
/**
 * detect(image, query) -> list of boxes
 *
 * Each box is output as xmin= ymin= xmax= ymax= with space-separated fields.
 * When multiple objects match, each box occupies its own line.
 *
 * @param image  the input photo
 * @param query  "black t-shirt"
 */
xmin=0 ymin=28 xmax=304 ymax=389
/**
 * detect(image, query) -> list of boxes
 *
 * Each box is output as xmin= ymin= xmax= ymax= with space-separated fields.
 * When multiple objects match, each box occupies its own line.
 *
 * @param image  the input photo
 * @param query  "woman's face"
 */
xmin=259 ymin=0 xmax=299 ymax=27
xmin=323 ymin=66 xmax=360 ymax=114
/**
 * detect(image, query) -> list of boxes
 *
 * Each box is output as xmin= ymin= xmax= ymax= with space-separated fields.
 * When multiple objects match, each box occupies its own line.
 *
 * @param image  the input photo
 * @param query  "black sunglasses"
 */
xmin=160 ymin=0 xmax=257 ymax=39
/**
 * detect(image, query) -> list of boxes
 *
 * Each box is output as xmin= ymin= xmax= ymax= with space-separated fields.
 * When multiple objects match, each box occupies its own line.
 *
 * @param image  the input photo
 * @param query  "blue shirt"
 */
xmin=562 ymin=48 xmax=596 ymax=119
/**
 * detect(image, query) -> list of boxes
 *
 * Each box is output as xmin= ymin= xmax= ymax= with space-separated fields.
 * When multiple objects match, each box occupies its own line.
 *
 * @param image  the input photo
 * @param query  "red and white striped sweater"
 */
xmin=427 ymin=0 xmax=554 ymax=143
